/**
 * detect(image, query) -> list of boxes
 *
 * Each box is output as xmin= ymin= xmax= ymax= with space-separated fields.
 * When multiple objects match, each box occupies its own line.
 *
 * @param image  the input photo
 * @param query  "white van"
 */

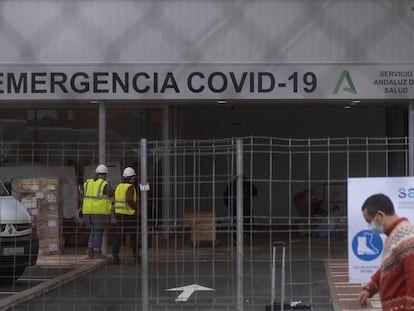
xmin=0 ymin=181 xmax=39 ymax=282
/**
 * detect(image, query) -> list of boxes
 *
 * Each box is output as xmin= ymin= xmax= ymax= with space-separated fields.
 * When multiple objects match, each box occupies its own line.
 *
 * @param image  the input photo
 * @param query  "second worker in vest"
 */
xmin=112 ymin=167 xmax=140 ymax=264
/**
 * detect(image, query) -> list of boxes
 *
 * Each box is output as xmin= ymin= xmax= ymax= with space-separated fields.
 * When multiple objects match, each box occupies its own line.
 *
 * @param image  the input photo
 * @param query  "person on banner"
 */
xmin=82 ymin=164 xmax=114 ymax=259
xmin=111 ymin=167 xmax=140 ymax=265
xmin=358 ymin=193 xmax=414 ymax=311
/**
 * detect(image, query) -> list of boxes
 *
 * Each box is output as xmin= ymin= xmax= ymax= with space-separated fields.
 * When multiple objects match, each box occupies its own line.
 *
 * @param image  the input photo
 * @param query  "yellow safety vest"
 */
xmin=114 ymin=183 xmax=137 ymax=215
xmin=82 ymin=178 xmax=112 ymax=215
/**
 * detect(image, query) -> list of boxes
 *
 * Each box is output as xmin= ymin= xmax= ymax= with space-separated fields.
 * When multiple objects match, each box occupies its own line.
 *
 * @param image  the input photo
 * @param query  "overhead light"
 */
xmin=351 ymin=100 xmax=360 ymax=104
xmin=217 ymin=100 xmax=227 ymax=105
xmin=344 ymin=105 xmax=352 ymax=109
xmin=90 ymin=100 xmax=99 ymax=104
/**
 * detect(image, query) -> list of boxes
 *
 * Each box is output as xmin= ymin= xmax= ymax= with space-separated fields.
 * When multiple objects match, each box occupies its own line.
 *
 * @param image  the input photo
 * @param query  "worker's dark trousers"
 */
xmin=111 ymin=214 xmax=139 ymax=258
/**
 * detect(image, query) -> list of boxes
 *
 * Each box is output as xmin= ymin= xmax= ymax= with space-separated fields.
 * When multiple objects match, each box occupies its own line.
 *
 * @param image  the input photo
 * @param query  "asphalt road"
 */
xmin=4 ymin=260 xmax=333 ymax=311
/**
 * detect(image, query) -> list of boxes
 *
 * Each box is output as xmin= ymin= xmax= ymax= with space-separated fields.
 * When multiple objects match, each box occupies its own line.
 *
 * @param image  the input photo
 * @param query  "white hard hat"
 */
xmin=95 ymin=164 xmax=108 ymax=174
xmin=123 ymin=167 xmax=136 ymax=178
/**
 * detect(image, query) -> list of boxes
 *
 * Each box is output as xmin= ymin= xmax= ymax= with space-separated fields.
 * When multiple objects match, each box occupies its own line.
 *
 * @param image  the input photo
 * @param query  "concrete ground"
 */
xmin=0 ymin=235 xmax=380 ymax=311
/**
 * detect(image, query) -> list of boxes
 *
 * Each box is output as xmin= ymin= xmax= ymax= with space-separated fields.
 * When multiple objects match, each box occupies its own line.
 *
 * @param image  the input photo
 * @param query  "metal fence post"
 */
xmin=236 ymin=139 xmax=244 ymax=311
xmin=140 ymin=138 xmax=149 ymax=311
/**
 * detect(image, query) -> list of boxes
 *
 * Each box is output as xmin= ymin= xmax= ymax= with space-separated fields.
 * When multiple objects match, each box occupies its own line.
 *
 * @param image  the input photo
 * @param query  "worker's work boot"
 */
xmin=87 ymin=247 xmax=94 ymax=259
xmin=93 ymin=250 xmax=107 ymax=260
xmin=113 ymin=256 xmax=121 ymax=265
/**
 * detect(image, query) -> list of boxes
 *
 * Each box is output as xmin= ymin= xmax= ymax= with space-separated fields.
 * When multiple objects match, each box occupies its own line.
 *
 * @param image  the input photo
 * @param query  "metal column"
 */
xmin=162 ymin=106 xmax=171 ymax=233
xmin=98 ymin=102 xmax=106 ymax=164
xmin=98 ymin=101 xmax=108 ymax=255
xmin=236 ymin=139 xmax=244 ymax=311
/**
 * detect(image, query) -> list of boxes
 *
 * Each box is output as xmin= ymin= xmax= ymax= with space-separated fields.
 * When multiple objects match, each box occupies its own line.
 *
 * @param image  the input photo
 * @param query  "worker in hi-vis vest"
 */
xmin=111 ymin=166 xmax=140 ymax=264
xmin=82 ymin=164 xmax=114 ymax=259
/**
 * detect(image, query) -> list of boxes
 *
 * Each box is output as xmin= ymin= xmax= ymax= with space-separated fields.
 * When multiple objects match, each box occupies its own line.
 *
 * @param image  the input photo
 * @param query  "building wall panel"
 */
xmin=0 ymin=0 xmax=412 ymax=64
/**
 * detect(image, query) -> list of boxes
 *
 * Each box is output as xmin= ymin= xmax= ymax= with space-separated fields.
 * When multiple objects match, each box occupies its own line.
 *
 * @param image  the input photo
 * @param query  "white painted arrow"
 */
xmin=166 ymin=283 xmax=214 ymax=302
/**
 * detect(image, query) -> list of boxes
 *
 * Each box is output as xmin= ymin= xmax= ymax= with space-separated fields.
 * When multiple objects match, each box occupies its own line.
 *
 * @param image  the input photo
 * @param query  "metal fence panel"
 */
xmin=0 ymin=136 xmax=410 ymax=310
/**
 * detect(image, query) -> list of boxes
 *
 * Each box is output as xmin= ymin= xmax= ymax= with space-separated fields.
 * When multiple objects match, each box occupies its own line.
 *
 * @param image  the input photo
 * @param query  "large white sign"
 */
xmin=0 ymin=64 xmax=413 ymax=100
xmin=348 ymin=177 xmax=414 ymax=283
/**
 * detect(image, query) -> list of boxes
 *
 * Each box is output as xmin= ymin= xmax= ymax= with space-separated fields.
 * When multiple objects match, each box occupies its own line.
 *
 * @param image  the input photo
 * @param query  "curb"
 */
xmin=0 ymin=259 xmax=108 ymax=311
xmin=324 ymin=260 xmax=342 ymax=311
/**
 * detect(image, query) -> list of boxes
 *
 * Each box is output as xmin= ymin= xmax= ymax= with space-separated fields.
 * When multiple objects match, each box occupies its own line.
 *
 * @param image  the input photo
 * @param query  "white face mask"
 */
xmin=367 ymin=215 xmax=384 ymax=234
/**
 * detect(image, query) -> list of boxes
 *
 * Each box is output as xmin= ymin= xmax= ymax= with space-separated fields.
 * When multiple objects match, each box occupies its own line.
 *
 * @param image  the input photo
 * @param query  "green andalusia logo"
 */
xmin=333 ymin=70 xmax=357 ymax=94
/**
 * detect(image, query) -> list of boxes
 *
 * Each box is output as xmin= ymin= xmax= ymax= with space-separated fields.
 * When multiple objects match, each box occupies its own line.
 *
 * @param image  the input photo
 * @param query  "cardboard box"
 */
xmin=39 ymin=239 xmax=60 ymax=254
xmin=184 ymin=210 xmax=216 ymax=244
xmin=191 ymin=223 xmax=216 ymax=242
xmin=18 ymin=177 xmax=62 ymax=255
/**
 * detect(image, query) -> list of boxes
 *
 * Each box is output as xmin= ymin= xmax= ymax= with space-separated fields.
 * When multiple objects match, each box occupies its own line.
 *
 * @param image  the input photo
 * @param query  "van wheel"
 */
xmin=0 ymin=268 xmax=26 ymax=283
xmin=12 ymin=267 xmax=26 ymax=281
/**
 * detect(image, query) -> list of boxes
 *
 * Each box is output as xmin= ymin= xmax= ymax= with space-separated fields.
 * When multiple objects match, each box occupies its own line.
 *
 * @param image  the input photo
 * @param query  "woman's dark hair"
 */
xmin=361 ymin=193 xmax=395 ymax=217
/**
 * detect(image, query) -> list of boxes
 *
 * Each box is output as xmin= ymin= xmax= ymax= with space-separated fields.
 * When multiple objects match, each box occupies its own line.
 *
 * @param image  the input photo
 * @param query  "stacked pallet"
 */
xmin=19 ymin=177 xmax=61 ymax=255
